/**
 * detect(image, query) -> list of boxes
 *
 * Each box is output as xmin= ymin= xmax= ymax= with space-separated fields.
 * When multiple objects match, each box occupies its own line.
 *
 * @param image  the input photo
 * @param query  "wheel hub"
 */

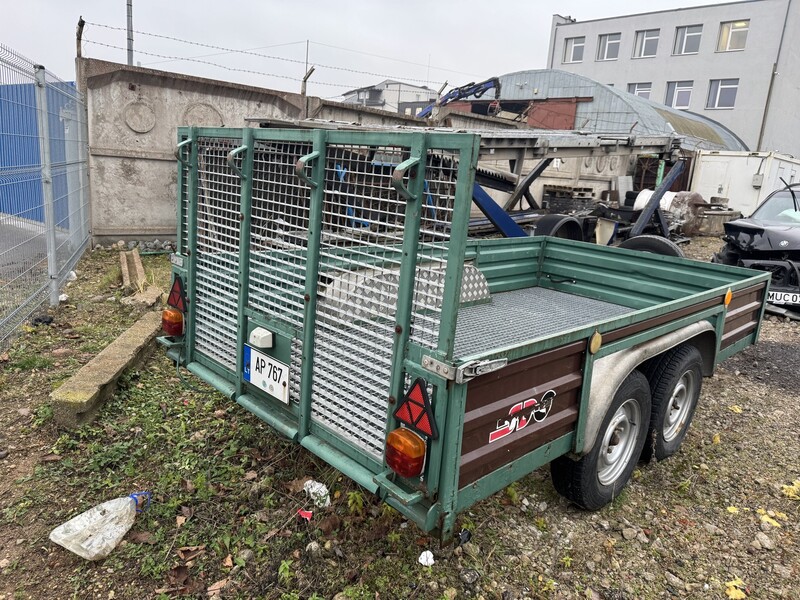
xmin=598 ymin=399 xmax=641 ymax=486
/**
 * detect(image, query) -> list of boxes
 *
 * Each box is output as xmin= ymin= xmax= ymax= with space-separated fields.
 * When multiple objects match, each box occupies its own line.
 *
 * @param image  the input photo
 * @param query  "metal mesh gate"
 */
xmin=179 ymin=128 xmax=475 ymax=464
xmin=309 ymin=145 xmax=459 ymax=459
xmin=193 ymin=137 xmax=242 ymax=371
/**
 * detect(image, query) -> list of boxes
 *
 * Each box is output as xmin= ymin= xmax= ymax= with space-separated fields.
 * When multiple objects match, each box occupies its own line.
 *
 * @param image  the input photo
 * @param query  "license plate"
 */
xmin=767 ymin=291 xmax=800 ymax=305
xmin=243 ymin=345 xmax=289 ymax=404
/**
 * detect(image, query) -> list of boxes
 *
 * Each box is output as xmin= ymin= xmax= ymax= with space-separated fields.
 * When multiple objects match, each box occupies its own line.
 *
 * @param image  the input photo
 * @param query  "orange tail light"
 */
xmin=386 ymin=428 xmax=426 ymax=478
xmin=162 ymin=308 xmax=184 ymax=336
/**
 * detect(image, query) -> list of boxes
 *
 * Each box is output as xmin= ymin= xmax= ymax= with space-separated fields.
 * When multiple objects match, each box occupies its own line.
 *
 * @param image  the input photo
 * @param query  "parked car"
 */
xmin=713 ymin=182 xmax=800 ymax=316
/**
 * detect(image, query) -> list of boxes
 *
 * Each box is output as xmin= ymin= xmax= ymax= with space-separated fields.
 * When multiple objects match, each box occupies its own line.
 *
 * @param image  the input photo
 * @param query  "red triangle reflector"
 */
xmin=392 ymin=378 xmax=438 ymax=440
xmin=415 ymin=412 xmax=432 ymax=437
xmin=167 ymin=275 xmax=187 ymax=313
xmin=397 ymin=403 xmax=414 ymax=424
xmin=408 ymin=400 xmax=424 ymax=423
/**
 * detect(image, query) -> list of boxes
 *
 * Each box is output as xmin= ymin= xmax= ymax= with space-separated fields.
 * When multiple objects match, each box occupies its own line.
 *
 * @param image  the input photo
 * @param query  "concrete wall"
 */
xmin=82 ymin=59 xmax=305 ymax=242
xmin=547 ymin=0 xmax=795 ymax=150
xmin=81 ymin=59 xmax=518 ymax=242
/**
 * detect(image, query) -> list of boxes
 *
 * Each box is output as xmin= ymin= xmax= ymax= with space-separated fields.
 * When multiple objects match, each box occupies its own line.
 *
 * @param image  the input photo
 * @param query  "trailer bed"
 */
xmin=454 ymin=287 xmax=633 ymax=359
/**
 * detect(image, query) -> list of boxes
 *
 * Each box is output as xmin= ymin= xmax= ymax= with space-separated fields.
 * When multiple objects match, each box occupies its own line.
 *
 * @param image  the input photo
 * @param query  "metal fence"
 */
xmin=0 ymin=44 xmax=90 ymax=350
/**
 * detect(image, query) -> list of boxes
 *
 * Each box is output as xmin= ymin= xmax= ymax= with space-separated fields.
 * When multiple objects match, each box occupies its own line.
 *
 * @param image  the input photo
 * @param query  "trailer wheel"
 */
xmin=550 ymin=370 xmax=651 ymax=510
xmin=618 ymin=234 xmax=685 ymax=257
xmin=640 ymin=345 xmax=703 ymax=462
xmin=531 ymin=215 xmax=584 ymax=241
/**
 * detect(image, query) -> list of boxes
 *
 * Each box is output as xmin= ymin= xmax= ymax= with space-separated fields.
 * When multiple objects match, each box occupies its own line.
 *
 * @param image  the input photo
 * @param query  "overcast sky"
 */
xmin=2 ymin=0 xmax=733 ymax=98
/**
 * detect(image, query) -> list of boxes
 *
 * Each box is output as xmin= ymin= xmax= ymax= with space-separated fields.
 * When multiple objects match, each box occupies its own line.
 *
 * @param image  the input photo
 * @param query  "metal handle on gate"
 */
xmin=295 ymin=151 xmax=320 ymax=188
xmin=391 ymin=156 xmax=420 ymax=201
xmin=174 ymin=138 xmax=192 ymax=166
xmin=226 ymin=145 xmax=248 ymax=180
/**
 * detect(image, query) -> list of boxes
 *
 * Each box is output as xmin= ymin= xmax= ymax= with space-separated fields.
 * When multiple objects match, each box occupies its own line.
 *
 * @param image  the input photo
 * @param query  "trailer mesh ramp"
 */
xmin=309 ymin=146 xmax=458 ymax=460
xmin=454 ymin=287 xmax=633 ymax=359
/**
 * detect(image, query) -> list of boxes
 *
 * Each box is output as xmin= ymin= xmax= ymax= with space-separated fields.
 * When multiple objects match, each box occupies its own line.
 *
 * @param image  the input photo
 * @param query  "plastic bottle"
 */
xmin=49 ymin=492 xmax=150 ymax=560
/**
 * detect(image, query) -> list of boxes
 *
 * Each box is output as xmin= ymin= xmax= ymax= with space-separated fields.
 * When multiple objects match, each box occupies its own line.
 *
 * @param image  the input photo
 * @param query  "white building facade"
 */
xmin=341 ymin=79 xmax=436 ymax=115
xmin=547 ymin=0 xmax=799 ymax=155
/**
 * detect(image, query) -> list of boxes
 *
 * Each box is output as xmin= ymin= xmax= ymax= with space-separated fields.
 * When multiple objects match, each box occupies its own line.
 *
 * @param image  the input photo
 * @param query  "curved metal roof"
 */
xmin=482 ymin=69 xmax=747 ymax=151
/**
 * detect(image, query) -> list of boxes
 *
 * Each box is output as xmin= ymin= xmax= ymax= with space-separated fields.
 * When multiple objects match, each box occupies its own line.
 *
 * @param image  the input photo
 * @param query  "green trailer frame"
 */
xmin=161 ymin=127 xmax=769 ymax=537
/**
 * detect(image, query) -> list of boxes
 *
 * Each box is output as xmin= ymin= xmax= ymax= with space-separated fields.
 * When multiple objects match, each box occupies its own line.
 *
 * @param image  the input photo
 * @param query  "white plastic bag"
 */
xmin=49 ymin=492 xmax=150 ymax=560
xmin=303 ymin=480 xmax=331 ymax=508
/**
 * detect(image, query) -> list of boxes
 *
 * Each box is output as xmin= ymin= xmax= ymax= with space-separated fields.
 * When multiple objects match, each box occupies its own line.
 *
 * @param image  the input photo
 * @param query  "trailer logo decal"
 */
xmin=488 ymin=390 xmax=556 ymax=444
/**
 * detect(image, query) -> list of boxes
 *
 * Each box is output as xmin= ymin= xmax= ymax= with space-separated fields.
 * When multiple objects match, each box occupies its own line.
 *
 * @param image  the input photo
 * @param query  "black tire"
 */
xmin=550 ymin=370 xmax=651 ymax=510
xmin=640 ymin=345 xmax=703 ymax=462
xmin=531 ymin=214 xmax=584 ymax=241
xmin=618 ymin=234 xmax=685 ymax=257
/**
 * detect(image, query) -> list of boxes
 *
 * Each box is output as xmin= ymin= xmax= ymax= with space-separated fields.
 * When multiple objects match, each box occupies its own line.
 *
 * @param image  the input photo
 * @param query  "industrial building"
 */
xmin=341 ymin=79 xmax=437 ymax=116
xmin=546 ymin=0 xmax=799 ymax=154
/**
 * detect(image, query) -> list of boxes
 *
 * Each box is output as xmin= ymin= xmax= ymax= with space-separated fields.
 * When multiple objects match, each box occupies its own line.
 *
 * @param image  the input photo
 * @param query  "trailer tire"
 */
xmin=640 ymin=345 xmax=703 ymax=462
xmin=550 ymin=370 xmax=651 ymax=510
xmin=531 ymin=215 xmax=584 ymax=241
xmin=618 ymin=234 xmax=685 ymax=257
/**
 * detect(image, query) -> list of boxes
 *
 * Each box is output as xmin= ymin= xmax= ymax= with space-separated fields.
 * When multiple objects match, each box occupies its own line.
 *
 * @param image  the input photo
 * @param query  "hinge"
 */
xmin=421 ymin=355 xmax=456 ymax=380
xmin=455 ymin=358 xmax=508 ymax=384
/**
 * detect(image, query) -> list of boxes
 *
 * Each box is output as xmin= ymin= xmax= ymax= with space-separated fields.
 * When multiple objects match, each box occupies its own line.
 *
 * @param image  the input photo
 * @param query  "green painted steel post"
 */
xmin=297 ymin=129 xmax=327 ymax=440
xmin=185 ymin=127 xmax=200 ymax=364
xmin=573 ymin=346 xmax=594 ymax=452
xmin=436 ymin=382 xmax=469 ymax=538
xmin=436 ymin=135 xmax=481 ymax=360
xmin=427 ymin=136 xmax=481 ymax=537
xmin=655 ymin=159 xmax=665 ymax=187
xmin=385 ymin=133 xmax=428 ymax=409
xmin=234 ymin=128 xmax=255 ymax=397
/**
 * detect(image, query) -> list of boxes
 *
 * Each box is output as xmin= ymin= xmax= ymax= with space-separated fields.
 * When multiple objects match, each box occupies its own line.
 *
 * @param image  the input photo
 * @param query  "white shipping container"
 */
xmin=690 ymin=151 xmax=800 ymax=216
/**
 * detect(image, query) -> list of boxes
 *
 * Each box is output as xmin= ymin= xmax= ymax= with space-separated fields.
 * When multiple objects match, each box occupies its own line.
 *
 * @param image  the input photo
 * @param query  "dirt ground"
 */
xmin=0 ymin=239 xmax=798 ymax=599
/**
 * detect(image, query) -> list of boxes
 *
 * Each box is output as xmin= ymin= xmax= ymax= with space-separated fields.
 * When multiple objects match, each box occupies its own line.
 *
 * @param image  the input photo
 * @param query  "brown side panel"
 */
xmin=459 ymin=341 xmax=585 ymax=488
xmin=721 ymin=284 xmax=766 ymax=349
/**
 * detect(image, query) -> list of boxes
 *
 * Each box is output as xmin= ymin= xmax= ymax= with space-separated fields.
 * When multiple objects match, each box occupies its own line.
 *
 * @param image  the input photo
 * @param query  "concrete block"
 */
xmin=121 ymin=286 xmax=164 ymax=307
xmin=119 ymin=248 xmax=146 ymax=291
xmin=51 ymin=311 xmax=162 ymax=427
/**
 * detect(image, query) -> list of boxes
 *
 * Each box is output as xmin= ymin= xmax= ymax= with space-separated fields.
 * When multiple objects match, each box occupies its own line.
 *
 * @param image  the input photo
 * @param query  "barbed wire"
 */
xmin=83 ymin=39 xmax=353 ymax=88
xmin=85 ymin=22 xmax=450 ymax=87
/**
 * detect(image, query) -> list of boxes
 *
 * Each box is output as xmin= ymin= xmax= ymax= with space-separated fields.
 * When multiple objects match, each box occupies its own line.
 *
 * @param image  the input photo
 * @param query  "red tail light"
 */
xmin=162 ymin=308 xmax=184 ymax=336
xmin=386 ymin=428 xmax=426 ymax=478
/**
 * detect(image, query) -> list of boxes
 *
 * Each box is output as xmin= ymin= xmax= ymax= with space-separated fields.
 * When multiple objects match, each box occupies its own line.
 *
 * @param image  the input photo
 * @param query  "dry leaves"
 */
xmin=207 ymin=578 xmax=229 ymax=597
xmin=128 ymin=531 xmax=157 ymax=545
xmin=781 ymin=480 xmax=800 ymax=500
xmin=725 ymin=577 xmax=747 ymax=599
xmin=243 ymin=470 xmax=258 ymax=481
xmin=177 ymin=545 xmax=206 ymax=561
xmin=222 ymin=554 xmax=233 ymax=568
xmin=286 ymin=476 xmax=312 ymax=494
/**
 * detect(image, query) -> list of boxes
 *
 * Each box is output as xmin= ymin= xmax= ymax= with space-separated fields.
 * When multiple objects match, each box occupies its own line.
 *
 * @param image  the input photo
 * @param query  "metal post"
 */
xmin=34 ymin=65 xmax=60 ymax=306
xmin=655 ymin=159 xmax=665 ymax=186
xmin=127 ymin=0 xmax=134 ymax=66
xmin=62 ymin=106 xmax=83 ymax=253
xmin=300 ymin=66 xmax=315 ymax=120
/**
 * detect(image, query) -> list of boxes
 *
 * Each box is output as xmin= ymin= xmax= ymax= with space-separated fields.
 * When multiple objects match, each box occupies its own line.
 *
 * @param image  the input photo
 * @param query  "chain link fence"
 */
xmin=0 ymin=44 xmax=90 ymax=350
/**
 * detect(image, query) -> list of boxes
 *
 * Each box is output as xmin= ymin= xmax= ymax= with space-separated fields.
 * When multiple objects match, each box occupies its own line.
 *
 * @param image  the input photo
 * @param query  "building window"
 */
xmin=597 ymin=33 xmax=621 ymax=61
xmin=717 ymin=20 xmax=749 ymax=51
xmin=627 ymin=82 xmax=652 ymax=99
xmin=673 ymin=25 xmax=703 ymax=55
xmin=563 ymin=37 xmax=585 ymax=63
xmin=665 ymin=80 xmax=693 ymax=109
xmin=707 ymin=78 xmax=739 ymax=108
xmin=633 ymin=29 xmax=659 ymax=58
